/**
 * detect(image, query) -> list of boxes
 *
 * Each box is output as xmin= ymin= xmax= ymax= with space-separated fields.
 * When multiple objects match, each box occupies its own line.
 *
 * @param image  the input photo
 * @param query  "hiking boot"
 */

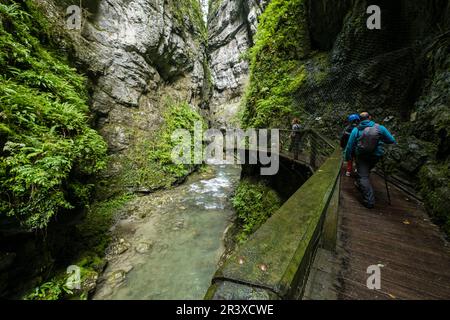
xmin=363 ymin=202 xmax=375 ymax=209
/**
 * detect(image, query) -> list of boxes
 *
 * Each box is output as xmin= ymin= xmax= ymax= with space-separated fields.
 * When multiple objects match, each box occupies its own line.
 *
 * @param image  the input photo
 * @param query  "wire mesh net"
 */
xmin=295 ymin=1 xmax=449 ymax=131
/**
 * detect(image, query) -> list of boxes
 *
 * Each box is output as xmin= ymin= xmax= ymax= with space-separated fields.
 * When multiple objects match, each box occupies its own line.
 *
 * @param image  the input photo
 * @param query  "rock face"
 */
xmin=240 ymin=0 xmax=450 ymax=234
xmin=38 ymin=0 xmax=207 ymax=194
xmin=207 ymin=0 xmax=268 ymax=128
xmin=0 ymin=1 xmax=208 ymax=298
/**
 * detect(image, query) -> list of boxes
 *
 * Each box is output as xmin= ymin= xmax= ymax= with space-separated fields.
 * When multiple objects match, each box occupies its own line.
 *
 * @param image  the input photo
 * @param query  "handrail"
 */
xmin=205 ymin=130 xmax=342 ymax=300
xmin=278 ymin=129 xmax=337 ymax=171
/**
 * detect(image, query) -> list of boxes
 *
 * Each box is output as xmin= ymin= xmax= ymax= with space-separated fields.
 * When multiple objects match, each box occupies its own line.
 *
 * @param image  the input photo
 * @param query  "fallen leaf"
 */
xmin=388 ymin=293 xmax=397 ymax=299
xmin=403 ymin=220 xmax=411 ymax=225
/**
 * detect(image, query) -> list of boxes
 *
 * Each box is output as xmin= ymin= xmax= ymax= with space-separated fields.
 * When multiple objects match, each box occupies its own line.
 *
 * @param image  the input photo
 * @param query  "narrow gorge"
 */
xmin=0 ymin=0 xmax=449 ymax=300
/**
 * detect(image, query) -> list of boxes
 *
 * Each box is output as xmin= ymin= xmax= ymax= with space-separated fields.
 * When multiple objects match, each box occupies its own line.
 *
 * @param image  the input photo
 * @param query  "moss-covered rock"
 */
xmin=232 ymin=178 xmax=282 ymax=243
xmin=0 ymin=0 xmax=107 ymax=231
xmin=241 ymin=0 xmax=450 ymax=237
xmin=419 ymin=163 xmax=450 ymax=236
xmin=242 ymin=0 xmax=310 ymax=128
xmin=98 ymin=100 xmax=206 ymax=197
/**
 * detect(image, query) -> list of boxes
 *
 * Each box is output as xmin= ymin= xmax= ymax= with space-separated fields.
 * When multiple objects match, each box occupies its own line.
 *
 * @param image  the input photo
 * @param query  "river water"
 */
xmin=93 ymin=164 xmax=241 ymax=300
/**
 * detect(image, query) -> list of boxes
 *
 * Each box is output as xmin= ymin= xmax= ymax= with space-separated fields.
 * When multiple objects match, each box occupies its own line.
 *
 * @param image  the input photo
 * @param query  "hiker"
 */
xmin=345 ymin=112 xmax=396 ymax=209
xmin=341 ymin=114 xmax=361 ymax=177
xmin=290 ymin=118 xmax=303 ymax=160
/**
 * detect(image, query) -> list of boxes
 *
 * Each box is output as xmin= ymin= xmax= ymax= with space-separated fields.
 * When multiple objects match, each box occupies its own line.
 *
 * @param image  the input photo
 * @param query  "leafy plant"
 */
xmin=232 ymin=178 xmax=282 ymax=244
xmin=25 ymin=279 xmax=73 ymax=301
xmin=0 ymin=0 xmax=107 ymax=230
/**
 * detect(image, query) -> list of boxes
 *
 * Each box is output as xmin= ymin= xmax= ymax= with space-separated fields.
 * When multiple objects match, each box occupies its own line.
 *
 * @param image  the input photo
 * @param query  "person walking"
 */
xmin=290 ymin=118 xmax=303 ymax=160
xmin=345 ymin=112 xmax=396 ymax=209
xmin=341 ymin=114 xmax=361 ymax=177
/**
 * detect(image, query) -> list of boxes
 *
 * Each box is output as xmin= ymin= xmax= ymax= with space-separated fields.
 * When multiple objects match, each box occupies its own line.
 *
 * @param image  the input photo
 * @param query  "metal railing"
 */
xmin=278 ymin=129 xmax=337 ymax=171
xmin=224 ymin=128 xmax=337 ymax=172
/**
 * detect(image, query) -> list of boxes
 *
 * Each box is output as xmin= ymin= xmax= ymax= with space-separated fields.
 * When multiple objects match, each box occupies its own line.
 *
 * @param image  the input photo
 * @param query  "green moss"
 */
xmin=0 ymin=0 xmax=107 ymax=230
xmin=232 ymin=178 xmax=282 ymax=244
xmin=172 ymin=0 xmax=207 ymax=42
xmin=241 ymin=0 xmax=310 ymax=129
xmin=208 ymin=0 xmax=222 ymax=19
xmin=114 ymin=101 xmax=206 ymax=191
xmin=202 ymin=58 xmax=213 ymax=105
xmin=24 ymin=265 xmax=98 ymax=300
xmin=24 ymin=192 xmax=135 ymax=300
xmin=419 ymin=163 xmax=450 ymax=238
xmin=76 ymin=194 xmax=135 ymax=256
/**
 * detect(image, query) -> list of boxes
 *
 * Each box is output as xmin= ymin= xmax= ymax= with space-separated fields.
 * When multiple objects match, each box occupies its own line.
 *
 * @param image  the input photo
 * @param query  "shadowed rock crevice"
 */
xmin=207 ymin=0 xmax=268 ymax=128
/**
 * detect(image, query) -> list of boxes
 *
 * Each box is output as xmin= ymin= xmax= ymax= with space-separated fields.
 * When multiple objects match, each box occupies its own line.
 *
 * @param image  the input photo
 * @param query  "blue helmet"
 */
xmin=347 ymin=114 xmax=360 ymax=123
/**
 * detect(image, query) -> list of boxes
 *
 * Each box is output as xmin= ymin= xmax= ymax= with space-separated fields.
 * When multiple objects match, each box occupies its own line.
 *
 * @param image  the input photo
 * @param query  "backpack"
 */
xmin=291 ymin=124 xmax=302 ymax=138
xmin=356 ymin=124 xmax=381 ymax=155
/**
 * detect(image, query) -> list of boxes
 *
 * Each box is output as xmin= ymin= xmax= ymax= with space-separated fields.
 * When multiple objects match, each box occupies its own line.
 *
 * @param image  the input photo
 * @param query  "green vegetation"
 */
xmin=24 ymin=193 xmax=135 ymax=300
xmin=232 ymin=178 xmax=282 ymax=244
xmin=26 ymin=278 xmax=75 ymax=301
xmin=0 ymin=1 xmax=107 ymax=230
xmin=241 ymin=0 xmax=310 ymax=129
xmin=173 ymin=0 xmax=208 ymax=42
xmin=76 ymin=194 xmax=135 ymax=257
xmin=25 ymin=264 xmax=99 ymax=300
xmin=208 ymin=0 xmax=222 ymax=21
xmin=419 ymin=163 xmax=450 ymax=237
xmin=116 ymin=101 xmax=205 ymax=191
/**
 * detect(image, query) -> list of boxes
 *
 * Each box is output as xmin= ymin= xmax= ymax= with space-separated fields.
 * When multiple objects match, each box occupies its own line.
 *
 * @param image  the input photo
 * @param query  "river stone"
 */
xmin=135 ymin=242 xmax=154 ymax=254
xmin=172 ymin=219 xmax=185 ymax=231
xmin=80 ymin=271 xmax=99 ymax=294
xmin=107 ymin=270 xmax=127 ymax=288
xmin=108 ymin=239 xmax=131 ymax=256
xmin=122 ymin=264 xmax=134 ymax=274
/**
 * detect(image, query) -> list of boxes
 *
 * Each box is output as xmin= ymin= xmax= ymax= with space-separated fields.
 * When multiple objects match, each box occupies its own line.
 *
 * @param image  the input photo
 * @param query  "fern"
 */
xmin=0 ymin=1 xmax=107 ymax=230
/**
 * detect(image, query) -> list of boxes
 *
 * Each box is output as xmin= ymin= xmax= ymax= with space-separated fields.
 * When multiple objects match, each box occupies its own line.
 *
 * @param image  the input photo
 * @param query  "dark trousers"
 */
xmin=290 ymin=136 xmax=302 ymax=160
xmin=355 ymin=155 xmax=380 ymax=206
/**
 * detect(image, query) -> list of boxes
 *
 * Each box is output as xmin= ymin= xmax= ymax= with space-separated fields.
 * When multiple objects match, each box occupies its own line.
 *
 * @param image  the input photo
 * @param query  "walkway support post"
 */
xmin=310 ymin=135 xmax=317 ymax=170
xmin=381 ymin=157 xmax=392 ymax=206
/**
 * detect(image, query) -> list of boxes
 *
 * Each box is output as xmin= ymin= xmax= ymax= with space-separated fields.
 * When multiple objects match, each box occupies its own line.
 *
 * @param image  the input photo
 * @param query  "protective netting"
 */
xmin=295 ymin=1 xmax=449 ymax=131
xmin=279 ymin=129 xmax=336 ymax=170
xmin=299 ymin=46 xmax=420 ymax=119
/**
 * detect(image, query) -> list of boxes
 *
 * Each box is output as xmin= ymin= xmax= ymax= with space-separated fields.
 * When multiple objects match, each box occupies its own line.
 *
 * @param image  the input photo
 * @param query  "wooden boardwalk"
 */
xmin=305 ymin=166 xmax=450 ymax=300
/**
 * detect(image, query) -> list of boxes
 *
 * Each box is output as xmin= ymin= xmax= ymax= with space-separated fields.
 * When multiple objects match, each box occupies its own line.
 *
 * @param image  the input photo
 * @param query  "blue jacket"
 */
xmin=345 ymin=120 xmax=396 ymax=161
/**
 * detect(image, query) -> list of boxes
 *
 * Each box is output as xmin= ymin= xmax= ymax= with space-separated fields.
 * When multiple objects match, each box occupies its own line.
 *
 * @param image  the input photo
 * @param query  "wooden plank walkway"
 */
xmin=305 ymin=166 xmax=450 ymax=300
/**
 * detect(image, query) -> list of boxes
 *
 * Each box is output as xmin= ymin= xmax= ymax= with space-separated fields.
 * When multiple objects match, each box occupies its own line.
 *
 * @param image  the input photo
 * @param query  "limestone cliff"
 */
xmin=37 ymin=0 xmax=208 ymax=195
xmin=207 ymin=0 xmax=268 ymax=128
xmin=0 ymin=0 xmax=209 ymax=299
